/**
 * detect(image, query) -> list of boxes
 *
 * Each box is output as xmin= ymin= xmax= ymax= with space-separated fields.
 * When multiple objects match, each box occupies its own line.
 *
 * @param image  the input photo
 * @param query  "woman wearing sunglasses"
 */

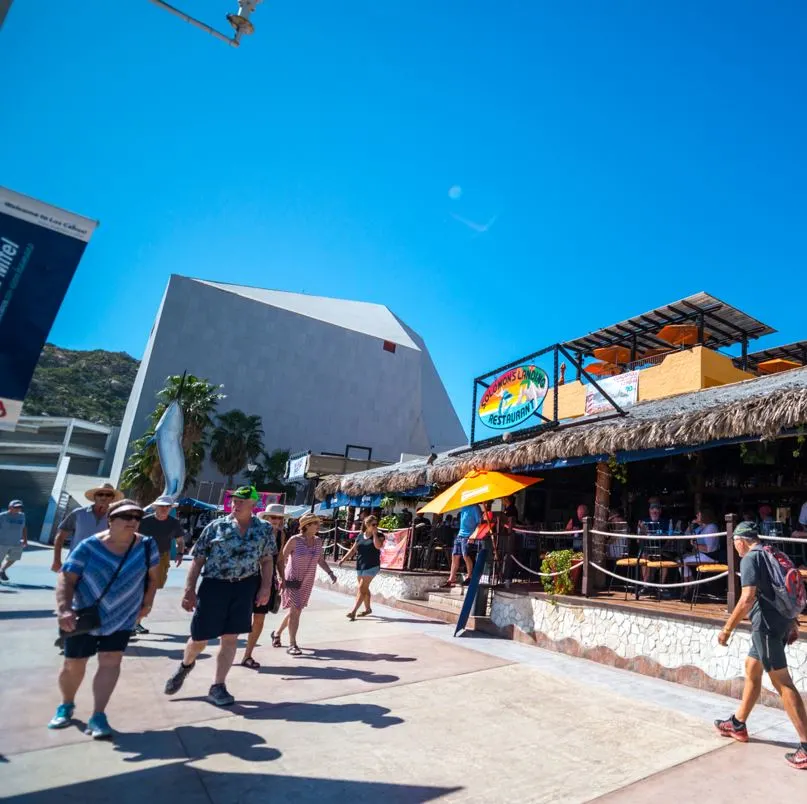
xmin=338 ymin=515 xmax=385 ymax=620
xmin=48 ymin=499 xmax=160 ymax=739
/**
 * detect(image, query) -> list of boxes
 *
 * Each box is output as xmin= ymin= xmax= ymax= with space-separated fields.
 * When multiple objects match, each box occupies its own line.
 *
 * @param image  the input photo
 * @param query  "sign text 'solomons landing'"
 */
xmin=477 ymin=364 xmax=549 ymax=430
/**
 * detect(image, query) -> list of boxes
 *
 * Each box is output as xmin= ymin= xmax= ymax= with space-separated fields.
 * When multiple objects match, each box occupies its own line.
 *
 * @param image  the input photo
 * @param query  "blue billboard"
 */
xmin=0 ymin=186 xmax=97 ymax=428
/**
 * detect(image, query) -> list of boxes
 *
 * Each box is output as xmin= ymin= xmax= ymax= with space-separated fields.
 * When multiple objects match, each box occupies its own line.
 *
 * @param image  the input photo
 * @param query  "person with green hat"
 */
xmin=714 ymin=521 xmax=807 ymax=769
xmin=163 ymin=486 xmax=276 ymax=707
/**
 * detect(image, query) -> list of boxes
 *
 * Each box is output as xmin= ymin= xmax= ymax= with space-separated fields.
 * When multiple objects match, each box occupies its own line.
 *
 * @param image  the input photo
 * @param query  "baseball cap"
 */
xmin=733 ymin=521 xmax=760 ymax=540
xmin=231 ymin=486 xmax=259 ymax=500
xmin=8 ymin=500 xmax=24 ymax=509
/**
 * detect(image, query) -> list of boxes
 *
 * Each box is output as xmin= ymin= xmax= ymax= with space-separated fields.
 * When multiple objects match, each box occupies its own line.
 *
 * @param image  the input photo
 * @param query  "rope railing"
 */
xmin=509 ymin=554 xmax=584 ymax=578
xmin=759 ymin=534 xmax=807 ymax=544
xmin=512 ymin=528 xmax=582 ymax=536
xmin=590 ymin=529 xmax=727 ymax=541
xmin=317 ymin=528 xmax=336 ymax=535
xmin=588 ymin=561 xmax=729 ymax=589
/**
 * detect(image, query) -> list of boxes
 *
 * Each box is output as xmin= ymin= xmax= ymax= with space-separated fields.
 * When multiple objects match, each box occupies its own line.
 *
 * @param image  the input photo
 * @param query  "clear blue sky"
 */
xmin=3 ymin=1 xmax=806 ymax=437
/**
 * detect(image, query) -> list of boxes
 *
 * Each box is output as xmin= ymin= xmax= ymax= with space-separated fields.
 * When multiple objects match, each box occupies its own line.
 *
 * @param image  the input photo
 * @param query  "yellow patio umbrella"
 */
xmin=418 ymin=469 xmax=541 ymax=515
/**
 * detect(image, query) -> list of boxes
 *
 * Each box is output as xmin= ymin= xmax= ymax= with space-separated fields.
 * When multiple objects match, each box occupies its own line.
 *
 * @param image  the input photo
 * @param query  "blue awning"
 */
xmin=325 ymin=485 xmax=432 ymax=509
xmin=176 ymin=497 xmax=220 ymax=511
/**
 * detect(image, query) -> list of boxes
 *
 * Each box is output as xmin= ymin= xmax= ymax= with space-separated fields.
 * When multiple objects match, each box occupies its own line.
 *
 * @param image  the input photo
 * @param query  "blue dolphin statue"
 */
xmin=152 ymin=399 xmax=186 ymax=499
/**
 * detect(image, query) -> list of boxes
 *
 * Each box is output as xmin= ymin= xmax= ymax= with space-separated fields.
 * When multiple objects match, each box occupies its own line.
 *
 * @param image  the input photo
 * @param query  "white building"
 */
xmin=110 ymin=276 xmax=466 ymax=494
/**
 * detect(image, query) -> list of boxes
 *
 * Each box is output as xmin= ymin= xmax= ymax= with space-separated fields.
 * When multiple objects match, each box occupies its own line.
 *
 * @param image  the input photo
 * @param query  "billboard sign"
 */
xmin=0 ymin=186 xmax=98 ymax=430
xmin=477 ymin=364 xmax=549 ymax=430
xmin=585 ymin=370 xmax=639 ymax=416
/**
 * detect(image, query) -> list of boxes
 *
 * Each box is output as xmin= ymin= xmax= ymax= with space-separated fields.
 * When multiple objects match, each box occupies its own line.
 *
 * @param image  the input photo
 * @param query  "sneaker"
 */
xmin=85 ymin=712 xmax=112 ymax=739
xmin=47 ymin=702 xmax=75 ymax=730
xmin=0 ymin=569 xmax=8 ymax=581
xmin=207 ymin=683 xmax=235 ymax=707
xmin=714 ymin=716 xmax=749 ymax=743
xmin=133 ymin=623 xmax=149 ymax=635
xmin=785 ymin=746 xmax=807 ymax=770
xmin=164 ymin=661 xmax=195 ymax=695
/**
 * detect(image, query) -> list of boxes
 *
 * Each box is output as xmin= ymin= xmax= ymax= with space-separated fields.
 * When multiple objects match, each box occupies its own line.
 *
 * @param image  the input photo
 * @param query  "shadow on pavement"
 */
xmin=0 ymin=609 xmax=57 ymax=621
xmin=371 ymin=615 xmax=449 ymax=626
xmin=304 ymin=648 xmax=417 ymax=663
xmin=113 ymin=724 xmax=280 ymax=763
xmin=5 ymin=763 xmax=460 ymax=803
xmin=0 ymin=583 xmax=54 ymax=591
xmin=256 ymin=664 xmax=399 ymax=684
xmin=127 ymin=644 xmax=211 ymax=662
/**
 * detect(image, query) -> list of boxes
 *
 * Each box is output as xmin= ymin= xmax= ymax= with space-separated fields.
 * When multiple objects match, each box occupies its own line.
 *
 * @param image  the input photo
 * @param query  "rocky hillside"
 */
xmin=22 ymin=344 xmax=140 ymax=426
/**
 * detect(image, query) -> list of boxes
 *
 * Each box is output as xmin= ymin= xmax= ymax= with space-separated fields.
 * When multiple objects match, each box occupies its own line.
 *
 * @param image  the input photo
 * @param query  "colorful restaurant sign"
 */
xmin=477 ymin=364 xmax=549 ymax=430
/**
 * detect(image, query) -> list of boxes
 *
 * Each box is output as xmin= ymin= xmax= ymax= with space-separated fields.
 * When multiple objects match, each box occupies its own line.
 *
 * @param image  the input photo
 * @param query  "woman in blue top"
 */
xmin=338 ymin=515 xmax=385 ymax=620
xmin=49 ymin=499 xmax=160 ymax=739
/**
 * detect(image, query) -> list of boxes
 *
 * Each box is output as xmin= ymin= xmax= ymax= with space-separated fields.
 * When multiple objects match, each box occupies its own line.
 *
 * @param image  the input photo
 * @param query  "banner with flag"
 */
xmin=0 ymin=186 xmax=98 ymax=430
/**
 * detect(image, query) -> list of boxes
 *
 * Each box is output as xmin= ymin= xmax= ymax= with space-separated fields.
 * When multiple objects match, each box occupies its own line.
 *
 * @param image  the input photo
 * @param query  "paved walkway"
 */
xmin=1 ymin=548 xmax=804 ymax=802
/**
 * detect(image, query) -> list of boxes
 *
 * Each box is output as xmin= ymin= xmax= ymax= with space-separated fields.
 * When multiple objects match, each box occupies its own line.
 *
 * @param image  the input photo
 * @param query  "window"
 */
xmin=383 ymin=341 xmax=396 ymax=354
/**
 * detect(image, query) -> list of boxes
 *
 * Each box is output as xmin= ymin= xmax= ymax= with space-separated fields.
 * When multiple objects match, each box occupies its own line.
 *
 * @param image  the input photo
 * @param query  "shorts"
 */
xmin=453 ymin=536 xmax=472 ymax=558
xmin=748 ymin=629 xmax=789 ymax=672
xmin=63 ymin=630 xmax=131 ymax=659
xmin=357 ymin=566 xmax=380 ymax=578
xmin=0 ymin=544 xmax=23 ymax=563
xmin=253 ymin=576 xmax=278 ymax=616
xmin=191 ymin=576 xmax=258 ymax=641
xmin=157 ymin=551 xmax=171 ymax=589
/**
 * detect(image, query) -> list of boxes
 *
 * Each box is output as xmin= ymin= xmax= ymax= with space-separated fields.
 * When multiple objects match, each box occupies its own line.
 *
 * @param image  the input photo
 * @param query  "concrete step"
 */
xmin=426 ymin=591 xmax=467 ymax=612
xmin=396 ymin=598 xmax=459 ymax=625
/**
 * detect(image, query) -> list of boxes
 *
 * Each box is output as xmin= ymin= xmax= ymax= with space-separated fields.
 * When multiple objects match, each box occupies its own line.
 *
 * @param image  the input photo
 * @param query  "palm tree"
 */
xmin=121 ymin=374 xmax=225 ymax=503
xmin=246 ymin=448 xmax=296 ymax=496
xmin=210 ymin=410 xmax=265 ymax=488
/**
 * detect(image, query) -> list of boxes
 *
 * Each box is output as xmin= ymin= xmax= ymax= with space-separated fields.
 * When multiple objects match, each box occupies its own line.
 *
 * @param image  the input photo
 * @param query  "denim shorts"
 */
xmin=453 ymin=536 xmax=471 ymax=557
xmin=357 ymin=566 xmax=380 ymax=578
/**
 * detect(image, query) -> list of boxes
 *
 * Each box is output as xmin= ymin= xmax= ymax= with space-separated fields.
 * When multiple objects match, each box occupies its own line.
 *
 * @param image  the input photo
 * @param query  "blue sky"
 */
xmin=3 ymin=1 xmax=806 ymax=437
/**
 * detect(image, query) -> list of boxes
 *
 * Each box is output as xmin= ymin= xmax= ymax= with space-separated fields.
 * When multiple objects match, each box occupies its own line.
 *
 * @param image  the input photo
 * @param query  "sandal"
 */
xmin=287 ymin=645 xmax=302 ymax=656
xmin=241 ymin=656 xmax=260 ymax=670
xmin=357 ymin=609 xmax=372 ymax=617
xmin=346 ymin=612 xmax=356 ymax=621
xmin=271 ymin=631 xmax=282 ymax=648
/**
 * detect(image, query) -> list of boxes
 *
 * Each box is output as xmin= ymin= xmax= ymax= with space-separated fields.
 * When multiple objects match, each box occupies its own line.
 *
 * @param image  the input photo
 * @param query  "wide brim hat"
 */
xmin=84 ymin=483 xmax=124 ymax=503
xmin=299 ymin=512 xmax=322 ymax=530
xmin=150 ymin=495 xmax=179 ymax=508
xmin=258 ymin=503 xmax=289 ymax=521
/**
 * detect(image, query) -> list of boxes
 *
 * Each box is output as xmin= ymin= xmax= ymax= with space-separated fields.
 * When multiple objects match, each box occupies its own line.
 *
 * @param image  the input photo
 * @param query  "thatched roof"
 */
xmin=316 ymin=367 xmax=807 ymax=499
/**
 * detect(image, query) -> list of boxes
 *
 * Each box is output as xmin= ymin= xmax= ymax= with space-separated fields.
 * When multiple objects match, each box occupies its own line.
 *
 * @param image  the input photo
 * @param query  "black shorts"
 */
xmin=64 ymin=630 xmax=131 ymax=659
xmin=253 ymin=577 xmax=278 ymax=615
xmin=749 ymin=629 xmax=789 ymax=672
xmin=191 ymin=576 xmax=258 ymax=641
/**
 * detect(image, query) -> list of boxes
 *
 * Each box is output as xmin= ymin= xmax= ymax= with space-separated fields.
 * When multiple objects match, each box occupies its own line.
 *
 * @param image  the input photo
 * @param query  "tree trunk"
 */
xmin=593 ymin=461 xmax=612 ymax=589
xmin=227 ymin=475 xmax=234 ymax=490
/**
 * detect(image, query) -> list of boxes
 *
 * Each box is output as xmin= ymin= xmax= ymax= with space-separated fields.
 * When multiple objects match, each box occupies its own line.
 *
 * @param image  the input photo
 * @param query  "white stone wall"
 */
xmin=316 ymin=564 xmax=444 ymax=603
xmin=491 ymin=592 xmax=807 ymax=693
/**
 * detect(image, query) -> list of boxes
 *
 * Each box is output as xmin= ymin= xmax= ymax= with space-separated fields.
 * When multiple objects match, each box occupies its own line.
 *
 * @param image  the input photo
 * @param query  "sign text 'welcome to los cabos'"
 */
xmin=477 ymin=364 xmax=549 ymax=430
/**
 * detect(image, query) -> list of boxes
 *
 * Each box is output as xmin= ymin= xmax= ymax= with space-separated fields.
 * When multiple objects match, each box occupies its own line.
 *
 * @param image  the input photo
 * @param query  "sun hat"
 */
xmin=84 ymin=482 xmax=124 ymax=503
xmin=733 ymin=521 xmax=760 ymax=540
xmin=231 ymin=486 xmax=259 ymax=500
xmin=258 ymin=503 xmax=288 ymax=521
xmin=108 ymin=500 xmax=145 ymax=519
xmin=151 ymin=495 xmax=178 ymax=508
xmin=8 ymin=500 xmax=24 ymax=509
xmin=299 ymin=511 xmax=322 ymax=530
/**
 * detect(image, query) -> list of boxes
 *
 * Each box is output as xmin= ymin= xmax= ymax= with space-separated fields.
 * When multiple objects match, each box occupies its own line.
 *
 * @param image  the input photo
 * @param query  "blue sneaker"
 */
xmin=48 ymin=702 xmax=75 ymax=729
xmin=85 ymin=712 xmax=112 ymax=739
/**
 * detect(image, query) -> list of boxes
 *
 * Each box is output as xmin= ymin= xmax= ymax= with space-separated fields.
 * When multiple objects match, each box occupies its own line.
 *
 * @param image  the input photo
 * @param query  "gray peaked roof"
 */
xmin=197 ymin=280 xmax=421 ymax=350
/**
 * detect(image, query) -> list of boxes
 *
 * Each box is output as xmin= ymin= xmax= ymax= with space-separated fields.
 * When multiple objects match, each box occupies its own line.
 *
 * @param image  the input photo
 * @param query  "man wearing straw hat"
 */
xmin=132 ymin=494 xmax=187 ymax=635
xmin=164 ymin=486 xmax=275 ymax=707
xmin=238 ymin=502 xmax=288 ymax=668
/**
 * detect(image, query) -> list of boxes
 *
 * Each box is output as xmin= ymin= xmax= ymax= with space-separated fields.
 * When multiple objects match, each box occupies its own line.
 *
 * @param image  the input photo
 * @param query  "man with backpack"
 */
xmin=714 ymin=521 xmax=807 ymax=769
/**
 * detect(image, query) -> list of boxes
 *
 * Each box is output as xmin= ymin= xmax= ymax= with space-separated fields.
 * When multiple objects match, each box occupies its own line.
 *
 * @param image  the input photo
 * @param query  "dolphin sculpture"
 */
xmin=152 ymin=399 xmax=186 ymax=500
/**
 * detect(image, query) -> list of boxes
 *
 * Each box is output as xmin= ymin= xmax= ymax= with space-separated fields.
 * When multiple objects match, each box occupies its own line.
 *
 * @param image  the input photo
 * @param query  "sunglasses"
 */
xmin=113 ymin=513 xmax=143 ymax=522
xmin=96 ymin=492 xmax=115 ymax=499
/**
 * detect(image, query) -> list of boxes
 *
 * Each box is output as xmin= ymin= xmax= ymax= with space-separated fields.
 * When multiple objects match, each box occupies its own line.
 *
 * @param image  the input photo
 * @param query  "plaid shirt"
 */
xmin=193 ymin=515 xmax=276 ymax=580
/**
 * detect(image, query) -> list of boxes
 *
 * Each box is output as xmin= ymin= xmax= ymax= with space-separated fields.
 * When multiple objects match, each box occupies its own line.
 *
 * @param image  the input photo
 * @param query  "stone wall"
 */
xmin=316 ymin=564 xmax=445 ymax=605
xmin=489 ymin=590 xmax=807 ymax=705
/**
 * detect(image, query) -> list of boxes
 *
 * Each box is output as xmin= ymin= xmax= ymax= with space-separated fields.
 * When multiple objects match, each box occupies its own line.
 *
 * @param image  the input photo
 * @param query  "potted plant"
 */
xmin=540 ymin=549 xmax=584 ymax=596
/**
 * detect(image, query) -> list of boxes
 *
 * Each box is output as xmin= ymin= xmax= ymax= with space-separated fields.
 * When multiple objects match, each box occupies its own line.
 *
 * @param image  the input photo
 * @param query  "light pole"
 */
xmin=148 ymin=0 xmax=264 ymax=48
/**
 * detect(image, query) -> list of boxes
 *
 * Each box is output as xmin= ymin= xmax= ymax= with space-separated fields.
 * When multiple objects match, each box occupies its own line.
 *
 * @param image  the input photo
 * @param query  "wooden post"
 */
xmin=593 ymin=461 xmax=612 ymax=588
xmin=726 ymin=514 xmax=739 ymax=613
xmin=581 ymin=516 xmax=593 ymax=597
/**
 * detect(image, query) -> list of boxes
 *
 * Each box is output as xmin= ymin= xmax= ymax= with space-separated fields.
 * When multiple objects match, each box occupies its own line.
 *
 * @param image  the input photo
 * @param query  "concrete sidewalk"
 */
xmin=0 ymin=548 xmax=804 ymax=802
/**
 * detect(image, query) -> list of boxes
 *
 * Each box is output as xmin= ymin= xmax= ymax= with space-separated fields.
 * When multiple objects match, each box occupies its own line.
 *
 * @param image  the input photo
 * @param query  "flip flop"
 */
xmin=287 ymin=645 xmax=302 ymax=656
xmin=240 ymin=656 xmax=260 ymax=670
xmin=357 ymin=609 xmax=373 ymax=617
xmin=271 ymin=631 xmax=282 ymax=648
xmin=346 ymin=612 xmax=356 ymax=621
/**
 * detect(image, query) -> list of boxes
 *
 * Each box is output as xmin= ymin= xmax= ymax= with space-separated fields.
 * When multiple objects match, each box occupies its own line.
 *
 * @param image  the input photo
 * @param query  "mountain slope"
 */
xmin=22 ymin=344 xmax=139 ymax=426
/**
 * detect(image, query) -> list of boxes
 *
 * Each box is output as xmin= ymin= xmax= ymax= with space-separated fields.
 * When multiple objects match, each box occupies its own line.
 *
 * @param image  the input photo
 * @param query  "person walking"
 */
xmin=0 ymin=500 xmax=27 ymax=581
xmin=714 ymin=522 xmax=807 ymax=769
xmin=133 ymin=495 xmax=186 ymax=635
xmin=239 ymin=503 xmax=288 ymax=669
xmin=443 ymin=504 xmax=482 ymax=587
xmin=48 ymin=499 xmax=159 ymax=738
xmin=338 ymin=514 xmax=385 ymax=620
xmin=163 ymin=487 xmax=275 ymax=706
xmin=274 ymin=511 xmax=336 ymax=655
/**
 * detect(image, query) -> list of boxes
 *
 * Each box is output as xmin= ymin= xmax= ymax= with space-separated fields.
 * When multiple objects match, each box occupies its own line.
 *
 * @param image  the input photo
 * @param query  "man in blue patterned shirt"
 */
xmin=164 ymin=486 xmax=275 ymax=707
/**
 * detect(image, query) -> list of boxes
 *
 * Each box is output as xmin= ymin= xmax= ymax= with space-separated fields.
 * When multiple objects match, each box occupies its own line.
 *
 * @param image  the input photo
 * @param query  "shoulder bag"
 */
xmin=69 ymin=537 xmax=136 ymax=636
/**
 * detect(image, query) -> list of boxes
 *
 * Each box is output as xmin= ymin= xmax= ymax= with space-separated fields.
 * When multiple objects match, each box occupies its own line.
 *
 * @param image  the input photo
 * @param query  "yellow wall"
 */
xmin=545 ymin=347 xmax=756 ymax=420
